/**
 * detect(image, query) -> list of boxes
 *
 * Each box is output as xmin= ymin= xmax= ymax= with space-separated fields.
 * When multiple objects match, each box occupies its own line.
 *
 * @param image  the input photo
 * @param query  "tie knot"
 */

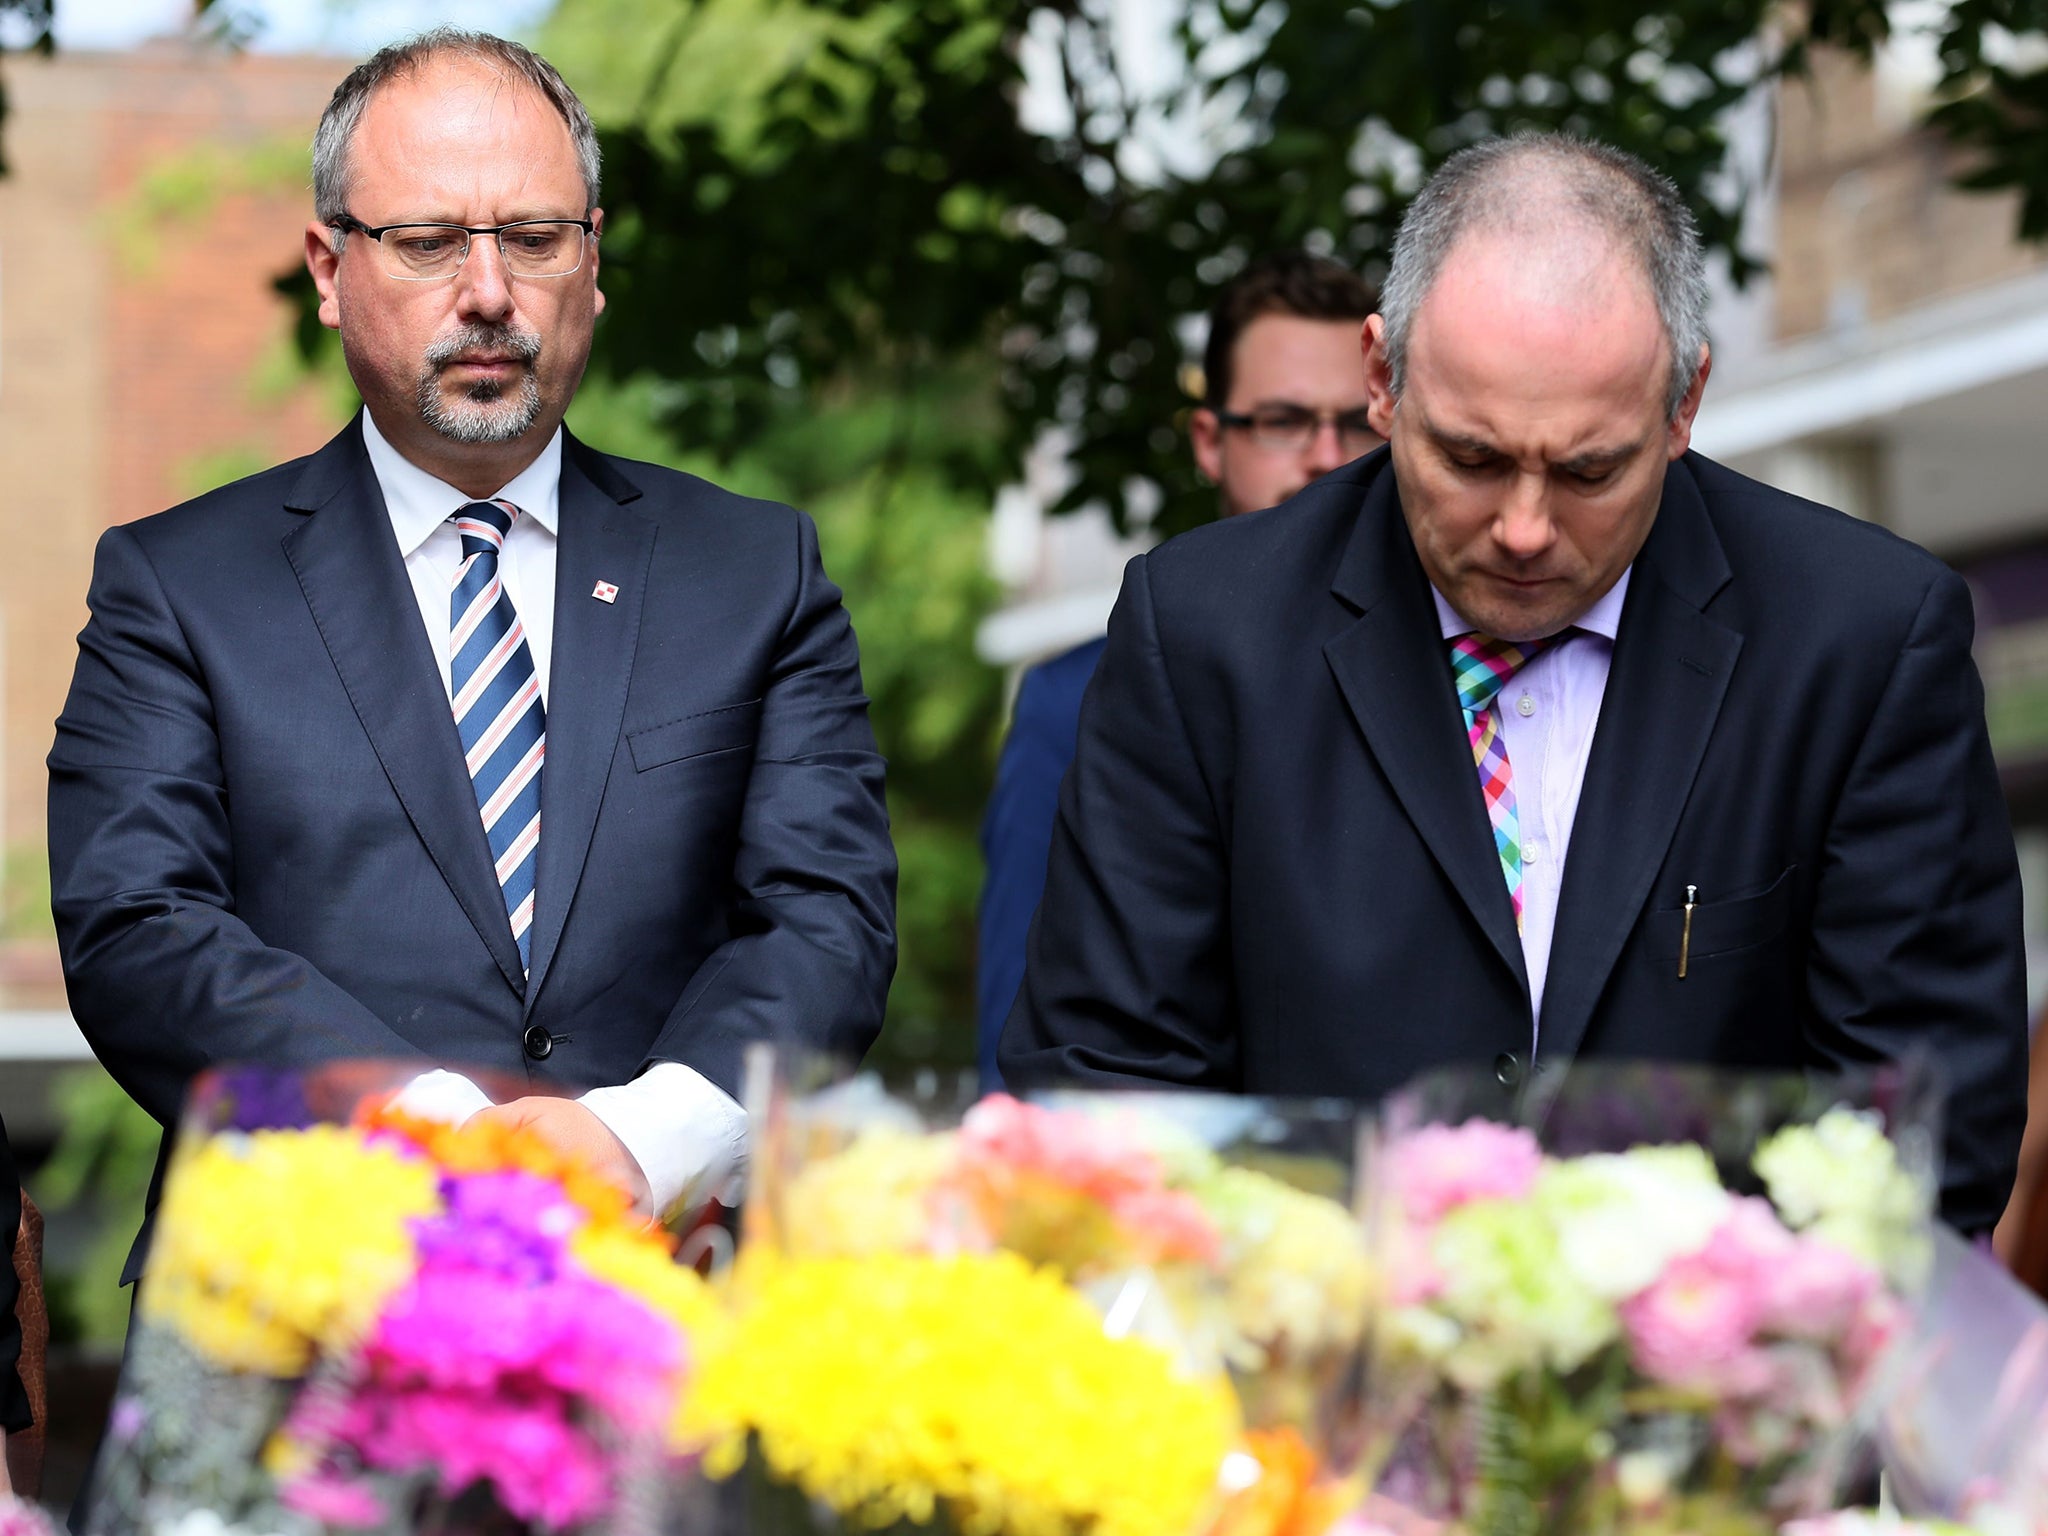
xmin=454 ymin=499 xmax=518 ymax=554
xmin=1449 ymin=632 xmax=1550 ymax=714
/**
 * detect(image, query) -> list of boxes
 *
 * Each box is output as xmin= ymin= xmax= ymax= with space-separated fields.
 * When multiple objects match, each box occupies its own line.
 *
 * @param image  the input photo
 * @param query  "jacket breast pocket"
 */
xmin=1649 ymin=866 xmax=1796 ymax=962
xmin=627 ymin=699 xmax=763 ymax=772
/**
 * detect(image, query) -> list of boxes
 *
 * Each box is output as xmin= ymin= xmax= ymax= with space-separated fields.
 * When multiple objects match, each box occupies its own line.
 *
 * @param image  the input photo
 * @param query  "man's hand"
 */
xmin=470 ymin=1097 xmax=655 ymax=1217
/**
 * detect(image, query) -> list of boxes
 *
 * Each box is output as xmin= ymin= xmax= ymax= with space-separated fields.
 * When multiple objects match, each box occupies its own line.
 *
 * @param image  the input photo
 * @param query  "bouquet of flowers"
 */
xmin=1364 ymin=1062 xmax=1937 ymax=1536
xmin=690 ymin=1052 xmax=1375 ymax=1536
xmin=87 ymin=1063 xmax=714 ymax=1536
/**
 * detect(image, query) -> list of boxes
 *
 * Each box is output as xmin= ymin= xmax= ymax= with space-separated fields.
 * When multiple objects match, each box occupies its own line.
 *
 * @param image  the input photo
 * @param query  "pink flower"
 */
xmin=950 ymin=1095 xmax=1222 ymax=1265
xmin=1621 ymin=1245 xmax=1768 ymax=1385
xmin=1763 ymin=1234 xmax=1880 ymax=1343
xmin=1384 ymin=1120 xmax=1544 ymax=1226
xmin=281 ymin=1474 xmax=388 ymax=1529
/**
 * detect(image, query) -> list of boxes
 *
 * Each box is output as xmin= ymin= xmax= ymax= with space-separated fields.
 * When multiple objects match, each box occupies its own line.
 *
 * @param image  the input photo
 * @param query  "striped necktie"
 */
xmin=450 ymin=499 xmax=545 ymax=973
xmin=1448 ymin=632 xmax=1552 ymax=928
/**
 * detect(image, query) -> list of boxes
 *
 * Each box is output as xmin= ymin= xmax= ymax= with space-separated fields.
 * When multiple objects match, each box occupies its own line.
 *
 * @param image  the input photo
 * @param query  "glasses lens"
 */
xmin=1337 ymin=411 xmax=1381 ymax=450
xmin=379 ymin=226 xmax=470 ymax=278
xmin=499 ymin=222 xmax=585 ymax=277
xmin=1249 ymin=408 xmax=1317 ymax=449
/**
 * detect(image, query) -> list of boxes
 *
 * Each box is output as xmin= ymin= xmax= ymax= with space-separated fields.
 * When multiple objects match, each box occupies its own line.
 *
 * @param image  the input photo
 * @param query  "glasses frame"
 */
xmin=331 ymin=213 xmax=597 ymax=281
xmin=1213 ymin=405 xmax=1380 ymax=453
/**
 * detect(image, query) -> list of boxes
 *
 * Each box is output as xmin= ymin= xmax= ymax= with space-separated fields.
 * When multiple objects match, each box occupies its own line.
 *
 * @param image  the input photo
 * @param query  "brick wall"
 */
xmin=0 ymin=45 xmax=347 ymax=995
xmin=1773 ymin=47 xmax=2048 ymax=341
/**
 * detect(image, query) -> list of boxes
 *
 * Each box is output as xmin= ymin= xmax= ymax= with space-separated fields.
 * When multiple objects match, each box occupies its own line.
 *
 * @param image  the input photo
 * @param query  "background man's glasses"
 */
xmin=331 ymin=215 xmax=595 ymax=281
xmin=1216 ymin=405 xmax=1379 ymax=453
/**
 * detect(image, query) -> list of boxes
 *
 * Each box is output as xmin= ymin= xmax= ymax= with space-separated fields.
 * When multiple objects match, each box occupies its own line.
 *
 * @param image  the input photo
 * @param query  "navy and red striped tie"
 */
xmin=450 ymin=499 xmax=545 ymax=973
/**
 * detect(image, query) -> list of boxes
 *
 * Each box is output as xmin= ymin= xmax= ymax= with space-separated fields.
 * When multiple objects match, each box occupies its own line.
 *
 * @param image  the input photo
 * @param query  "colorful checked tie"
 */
xmin=1448 ymin=633 xmax=1552 ymax=928
xmin=450 ymin=499 xmax=545 ymax=973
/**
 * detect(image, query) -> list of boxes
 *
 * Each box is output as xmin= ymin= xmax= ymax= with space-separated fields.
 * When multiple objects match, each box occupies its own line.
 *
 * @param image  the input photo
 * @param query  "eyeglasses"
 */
xmin=331 ymin=214 xmax=595 ymax=281
xmin=1215 ymin=405 xmax=1380 ymax=453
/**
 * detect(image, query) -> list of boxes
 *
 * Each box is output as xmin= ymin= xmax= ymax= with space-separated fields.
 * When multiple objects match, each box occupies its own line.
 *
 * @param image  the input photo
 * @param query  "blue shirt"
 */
xmin=976 ymin=638 xmax=1108 ymax=1089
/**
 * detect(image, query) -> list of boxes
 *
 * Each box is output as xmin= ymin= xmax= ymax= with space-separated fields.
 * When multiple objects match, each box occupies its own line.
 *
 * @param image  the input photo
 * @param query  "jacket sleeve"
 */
xmin=48 ymin=525 xmax=428 ymax=1128
xmin=976 ymin=659 xmax=1082 ymax=1090
xmin=1804 ymin=565 xmax=2029 ymax=1235
xmin=640 ymin=509 xmax=896 ymax=1093
xmin=1000 ymin=553 xmax=1239 ymax=1090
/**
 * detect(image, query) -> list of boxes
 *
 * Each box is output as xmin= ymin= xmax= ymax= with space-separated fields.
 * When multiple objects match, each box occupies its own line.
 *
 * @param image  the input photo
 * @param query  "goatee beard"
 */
xmin=417 ymin=323 xmax=544 ymax=444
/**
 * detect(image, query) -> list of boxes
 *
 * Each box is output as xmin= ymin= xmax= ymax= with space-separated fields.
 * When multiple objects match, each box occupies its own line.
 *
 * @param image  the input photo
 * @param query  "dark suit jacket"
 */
xmin=977 ymin=637 xmax=1107 ymax=1090
xmin=1001 ymin=447 xmax=2027 ymax=1232
xmin=49 ymin=418 xmax=896 ymax=1278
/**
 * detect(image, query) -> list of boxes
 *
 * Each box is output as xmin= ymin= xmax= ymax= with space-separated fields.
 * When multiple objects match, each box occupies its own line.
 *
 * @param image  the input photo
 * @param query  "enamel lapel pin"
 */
xmin=591 ymin=580 xmax=619 ymax=604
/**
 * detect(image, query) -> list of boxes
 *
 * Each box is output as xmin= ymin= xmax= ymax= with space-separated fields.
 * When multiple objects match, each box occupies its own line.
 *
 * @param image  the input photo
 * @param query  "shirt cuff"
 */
xmin=391 ymin=1068 xmax=496 ymax=1124
xmin=580 ymin=1063 xmax=747 ymax=1219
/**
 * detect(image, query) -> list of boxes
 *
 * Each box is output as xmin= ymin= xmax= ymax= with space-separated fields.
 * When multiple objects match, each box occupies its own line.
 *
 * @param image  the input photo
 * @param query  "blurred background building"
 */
xmin=8 ymin=0 xmax=2048 ymax=1505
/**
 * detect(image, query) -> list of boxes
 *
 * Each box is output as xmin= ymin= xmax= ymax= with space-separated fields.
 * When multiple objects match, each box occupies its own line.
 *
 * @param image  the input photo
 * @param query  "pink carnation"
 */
xmin=951 ymin=1095 xmax=1221 ymax=1265
xmin=1384 ymin=1120 xmax=1544 ymax=1225
xmin=1763 ymin=1234 xmax=1880 ymax=1343
xmin=1621 ymin=1212 xmax=1773 ymax=1385
xmin=0 ymin=1496 xmax=56 ymax=1536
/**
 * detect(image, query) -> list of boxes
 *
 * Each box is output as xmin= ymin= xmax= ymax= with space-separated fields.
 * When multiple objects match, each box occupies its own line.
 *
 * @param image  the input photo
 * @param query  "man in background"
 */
xmin=976 ymin=252 xmax=1380 ymax=1086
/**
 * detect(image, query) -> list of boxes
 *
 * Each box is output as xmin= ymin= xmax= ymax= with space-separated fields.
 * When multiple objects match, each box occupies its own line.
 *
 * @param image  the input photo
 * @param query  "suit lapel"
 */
xmin=281 ymin=417 xmax=528 ymax=994
xmin=1324 ymin=466 xmax=1532 ymax=999
xmin=1536 ymin=456 xmax=1742 ymax=1068
xmin=522 ymin=435 xmax=654 ymax=1014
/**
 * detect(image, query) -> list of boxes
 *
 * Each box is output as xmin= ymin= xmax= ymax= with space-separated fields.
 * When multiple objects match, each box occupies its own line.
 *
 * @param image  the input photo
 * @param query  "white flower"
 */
xmin=1755 ymin=1107 xmax=1928 ymax=1272
xmin=1534 ymin=1144 xmax=1731 ymax=1300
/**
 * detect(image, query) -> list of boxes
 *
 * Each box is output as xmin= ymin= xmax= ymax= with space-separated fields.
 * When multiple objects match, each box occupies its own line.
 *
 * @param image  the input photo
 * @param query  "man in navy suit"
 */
xmin=976 ymin=253 xmax=1380 ymax=1086
xmin=47 ymin=30 xmax=895 ymax=1276
xmin=1001 ymin=133 xmax=2029 ymax=1232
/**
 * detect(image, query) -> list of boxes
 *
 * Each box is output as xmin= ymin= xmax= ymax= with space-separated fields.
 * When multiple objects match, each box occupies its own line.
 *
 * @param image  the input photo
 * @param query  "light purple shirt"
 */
xmin=1432 ymin=570 xmax=1633 ymax=1046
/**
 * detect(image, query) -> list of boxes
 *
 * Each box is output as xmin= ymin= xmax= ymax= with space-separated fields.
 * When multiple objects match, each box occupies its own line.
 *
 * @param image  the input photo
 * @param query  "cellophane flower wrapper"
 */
xmin=691 ymin=1049 xmax=1371 ymax=1536
xmin=1362 ymin=1060 xmax=1940 ymax=1536
xmin=87 ymin=1062 xmax=707 ymax=1536
xmin=1873 ymin=1222 xmax=2048 ymax=1530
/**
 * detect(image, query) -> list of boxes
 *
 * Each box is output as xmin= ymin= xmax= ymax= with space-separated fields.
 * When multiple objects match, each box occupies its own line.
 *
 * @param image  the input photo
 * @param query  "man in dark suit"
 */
xmin=47 ymin=29 xmax=895 ymax=1277
xmin=976 ymin=253 xmax=1380 ymax=1087
xmin=1001 ymin=132 xmax=2028 ymax=1232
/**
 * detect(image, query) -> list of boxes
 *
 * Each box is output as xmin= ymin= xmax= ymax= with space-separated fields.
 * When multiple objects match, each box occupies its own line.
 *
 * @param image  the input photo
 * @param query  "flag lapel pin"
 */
xmin=592 ymin=580 xmax=619 ymax=604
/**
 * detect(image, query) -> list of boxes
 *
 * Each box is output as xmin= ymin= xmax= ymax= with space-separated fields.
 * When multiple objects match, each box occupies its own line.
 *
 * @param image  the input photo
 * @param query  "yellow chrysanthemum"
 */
xmin=143 ymin=1125 xmax=441 ymax=1375
xmin=568 ymin=1223 xmax=726 ymax=1448
xmin=687 ymin=1251 xmax=1237 ymax=1536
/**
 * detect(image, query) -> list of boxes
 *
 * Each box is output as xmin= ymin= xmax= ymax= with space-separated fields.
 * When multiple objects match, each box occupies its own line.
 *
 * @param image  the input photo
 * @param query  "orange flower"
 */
xmin=354 ymin=1099 xmax=654 ymax=1240
xmin=1208 ymin=1428 xmax=1353 ymax=1536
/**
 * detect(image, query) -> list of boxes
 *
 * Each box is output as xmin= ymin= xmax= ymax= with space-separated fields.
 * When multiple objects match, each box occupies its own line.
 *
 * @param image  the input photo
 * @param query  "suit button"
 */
xmin=522 ymin=1024 xmax=553 ymax=1061
xmin=1494 ymin=1052 xmax=1522 ymax=1087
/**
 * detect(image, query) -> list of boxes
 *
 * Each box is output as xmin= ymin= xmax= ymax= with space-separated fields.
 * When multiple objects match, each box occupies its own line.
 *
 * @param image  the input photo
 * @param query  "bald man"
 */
xmin=1000 ymin=133 xmax=2027 ymax=1235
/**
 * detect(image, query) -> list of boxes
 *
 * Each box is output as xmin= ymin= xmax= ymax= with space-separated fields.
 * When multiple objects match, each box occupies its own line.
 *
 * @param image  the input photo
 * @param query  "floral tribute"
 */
xmin=725 ymin=1078 xmax=1373 ymax=1536
xmin=87 ymin=1072 xmax=710 ymax=1536
xmin=1367 ymin=1086 xmax=1932 ymax=1536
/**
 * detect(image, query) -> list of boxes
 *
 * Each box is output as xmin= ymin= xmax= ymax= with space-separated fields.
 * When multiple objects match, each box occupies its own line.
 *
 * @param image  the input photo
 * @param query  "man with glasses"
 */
xmin=47 ymin=31 xmax=896 ymax=1288
xmin=976 ymin=252 xmax=1379 ymax=1086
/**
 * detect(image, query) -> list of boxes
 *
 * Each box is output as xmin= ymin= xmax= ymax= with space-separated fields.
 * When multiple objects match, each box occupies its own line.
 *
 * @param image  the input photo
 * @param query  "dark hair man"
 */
xmin=1001 ymin=134 xmax=2027 ymax=1234
xmin=47 ymin=30 xmax=896 ymax=1280
xmin=976 ymin=251 xmax=1380 ymax=1086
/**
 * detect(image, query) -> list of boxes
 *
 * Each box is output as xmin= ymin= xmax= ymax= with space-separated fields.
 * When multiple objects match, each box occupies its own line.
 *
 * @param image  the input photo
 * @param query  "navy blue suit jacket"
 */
xmin=49 ymin=419 xmax=896 ymax=1277
xmin=1002 ymin=447 xmax=2029 ymax=1232
xmin=976 ymin=638 xmax=1106 ymax=1088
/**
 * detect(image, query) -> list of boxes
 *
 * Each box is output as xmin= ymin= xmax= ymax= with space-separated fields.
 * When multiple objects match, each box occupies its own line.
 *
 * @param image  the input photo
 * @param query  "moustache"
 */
xmin=426 ymin=324 xmax=542 ymax=369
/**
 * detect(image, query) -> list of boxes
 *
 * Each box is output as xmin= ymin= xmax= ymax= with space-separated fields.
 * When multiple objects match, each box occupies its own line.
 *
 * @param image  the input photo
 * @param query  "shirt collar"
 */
xmin=361 ymin=410 xmax=563 ymax=559
xmin=1432 ymin=566 xmax=1633 ymax=644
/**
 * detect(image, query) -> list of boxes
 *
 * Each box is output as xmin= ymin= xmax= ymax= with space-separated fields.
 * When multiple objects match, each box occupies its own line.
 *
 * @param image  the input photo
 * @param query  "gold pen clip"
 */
xmin=1677 ymin=884 xmax=1697 ymax=979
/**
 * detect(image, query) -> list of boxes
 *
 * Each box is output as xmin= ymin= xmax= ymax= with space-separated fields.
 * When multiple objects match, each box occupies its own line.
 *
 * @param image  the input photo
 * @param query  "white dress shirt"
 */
xmin=361 ymin=411 xmax=746 ymax=1215
xmin=1432 ymin=569 xmax=1632 ymax=1049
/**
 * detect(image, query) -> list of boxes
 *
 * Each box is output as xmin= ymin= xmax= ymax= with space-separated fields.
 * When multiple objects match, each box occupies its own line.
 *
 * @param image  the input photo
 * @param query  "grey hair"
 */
xmin=312 ymin=28 xmax=601 ymax=240
xmin=1379 ymin=133 xmax=1708 ymax=420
